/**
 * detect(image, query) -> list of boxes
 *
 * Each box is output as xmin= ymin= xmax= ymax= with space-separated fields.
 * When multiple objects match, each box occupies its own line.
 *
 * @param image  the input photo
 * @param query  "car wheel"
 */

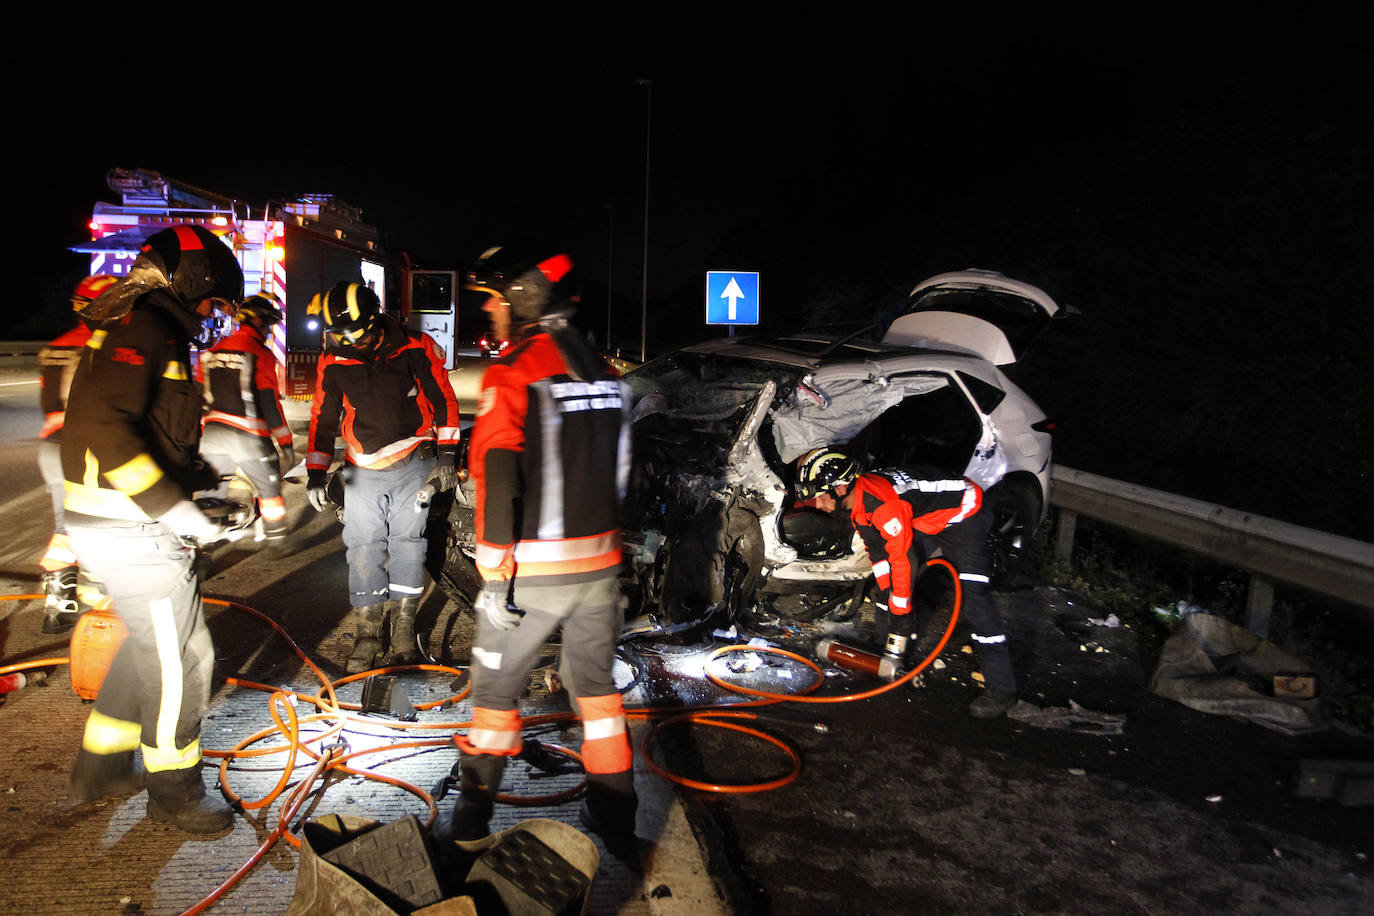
xmin=983 ymin=482 xmax=1040 ymax=583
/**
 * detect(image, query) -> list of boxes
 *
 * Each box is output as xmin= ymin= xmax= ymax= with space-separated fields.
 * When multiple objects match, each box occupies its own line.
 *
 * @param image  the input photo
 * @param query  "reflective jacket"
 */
xmin=306 ymin=314 xmax=460 ymax=471
xmin=470 ymin=330 xmax=630 ymax=588
xmin=197 ymin=323 xmax=291 ymax=451
xmin=61 ymin=290 xmax=216 ymax=522
xmin=849 ymin=468 xmax=983 ymax=612
xmin=37 ymin=323 xmax=91 ymax=441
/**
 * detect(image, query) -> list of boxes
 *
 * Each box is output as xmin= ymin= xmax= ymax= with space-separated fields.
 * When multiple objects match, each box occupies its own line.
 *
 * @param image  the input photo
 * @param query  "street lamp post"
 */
xmin=604 ymin=203 xmax=613 ymax=350
xmin=635 ymin=78 xmax=652 ymax=363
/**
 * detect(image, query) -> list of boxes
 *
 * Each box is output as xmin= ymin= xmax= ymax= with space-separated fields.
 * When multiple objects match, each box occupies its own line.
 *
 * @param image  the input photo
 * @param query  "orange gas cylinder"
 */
xmin=69 ymin=603 xmax=127 ymax=701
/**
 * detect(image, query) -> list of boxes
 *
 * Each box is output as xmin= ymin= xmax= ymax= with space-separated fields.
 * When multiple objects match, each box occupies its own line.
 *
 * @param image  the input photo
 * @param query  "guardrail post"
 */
xmin=1246 ymin=574 xmax=1275 ymax=637
xmin=1054 ymin=509 xmax=1078 ymax=562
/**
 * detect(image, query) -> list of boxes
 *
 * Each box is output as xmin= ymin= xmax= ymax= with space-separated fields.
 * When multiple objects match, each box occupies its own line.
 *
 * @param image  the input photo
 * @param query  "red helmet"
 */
xmin=71 ymin=275 xmax=118 ymax=313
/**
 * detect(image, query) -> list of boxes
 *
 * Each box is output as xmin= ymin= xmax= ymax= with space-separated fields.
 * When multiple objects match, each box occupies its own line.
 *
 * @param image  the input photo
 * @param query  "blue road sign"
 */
xmin=706 ymin=271 xmax=760 ymax=326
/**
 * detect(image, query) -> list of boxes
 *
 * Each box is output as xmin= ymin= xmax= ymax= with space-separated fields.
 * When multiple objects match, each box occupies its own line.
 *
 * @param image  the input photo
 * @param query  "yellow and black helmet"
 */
xmin=795 ymin=448 xmax=859 ymax=500
xmin=320 ymin=282 xmax=381 ymax=345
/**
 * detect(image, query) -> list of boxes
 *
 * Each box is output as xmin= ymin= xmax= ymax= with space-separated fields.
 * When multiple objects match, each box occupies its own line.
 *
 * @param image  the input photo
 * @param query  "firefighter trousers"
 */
xmin=341 ymin=455 xmax=435 ymax=609
xmin=201 ymin=423 xmax=284 ymax=500
xmin=464 ymin=574 xmax=631 ymax=775
xmin=66 ymin=520 xmax=214 ymax=773
xmin=915 ymin=510 xmax=1017 ymax=693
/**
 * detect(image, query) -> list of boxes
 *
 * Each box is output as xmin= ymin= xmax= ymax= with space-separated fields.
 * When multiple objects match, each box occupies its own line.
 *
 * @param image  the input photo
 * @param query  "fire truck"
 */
xmin=71 ymin=167 xmax=459 ymax=398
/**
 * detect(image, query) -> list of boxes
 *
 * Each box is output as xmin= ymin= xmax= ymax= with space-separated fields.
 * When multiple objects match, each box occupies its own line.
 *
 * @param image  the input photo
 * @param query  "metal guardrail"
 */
xmin=1050 ymin=465 xmax=1374 ymax=636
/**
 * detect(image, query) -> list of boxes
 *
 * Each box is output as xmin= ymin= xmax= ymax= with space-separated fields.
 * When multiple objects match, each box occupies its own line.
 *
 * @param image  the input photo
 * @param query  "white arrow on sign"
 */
xmin=720 ymin=276 xmax=745 ymax=320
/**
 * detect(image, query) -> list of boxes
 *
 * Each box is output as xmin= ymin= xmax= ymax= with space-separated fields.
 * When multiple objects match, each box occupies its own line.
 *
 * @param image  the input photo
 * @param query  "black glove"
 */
xmin=436 ymin=448 xmax=459 ymax=492
xmin=307 ymin=470 xmax=331 ymax=511
xmin=474 ymin=580 xmax=523 ymax=631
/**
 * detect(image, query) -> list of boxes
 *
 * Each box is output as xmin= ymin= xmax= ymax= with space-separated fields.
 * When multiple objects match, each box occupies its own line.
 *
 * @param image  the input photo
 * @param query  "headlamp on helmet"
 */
xmin=796 ymin=449 xmax=859 ymax=501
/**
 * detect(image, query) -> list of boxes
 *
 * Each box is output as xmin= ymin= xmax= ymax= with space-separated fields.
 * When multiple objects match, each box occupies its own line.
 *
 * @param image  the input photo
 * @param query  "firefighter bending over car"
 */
xmin=434 ymin=245 xmax=639 ymax=857
xmin=61 ymin=225 xmax=244 ymax=832
xmin=35 ymin=275 xmax=116 ymax=634
xmin=796 ymin=449 xmax=1020 ymax=718
xmin=305 ymin=281 xmax=461 ymax=673
xmin=197 ymin=292 xmax=295 ymax=540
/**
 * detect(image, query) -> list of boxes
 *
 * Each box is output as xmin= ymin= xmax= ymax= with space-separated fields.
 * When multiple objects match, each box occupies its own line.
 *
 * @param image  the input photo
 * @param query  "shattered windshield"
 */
xmin=627 ymin=352 xmax=798 ymax=423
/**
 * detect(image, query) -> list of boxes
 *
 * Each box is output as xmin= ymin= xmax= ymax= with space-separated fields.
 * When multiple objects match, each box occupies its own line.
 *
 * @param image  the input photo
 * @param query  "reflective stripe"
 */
xmin=305 ymin=450 xmax=332 ymax=471
xmin=473 ymin=646 xmax=503 ymax=670
xmin=347 ymin=435 xmax=425 ymax=469
xmin=513 ymin=532 xmax=620 ymax=563
xmin=871 ymin=560 xmax=890 ymax=577
xmin=81 ymin=710 xmax=142 ymax=755
xmin=40 ymin=412 xmax=64 ymax=438
xmin=163 ymin=361 xmax=188 ymax=381
xmin=475 ymin=543 xmax=515 ymax=570
xmin=87 ymin=329 xmax=107 ymax=350
xmin=64 ymin=481 xmax=151 ymax=520
xmin=960 ymin=573 xmax=990 ymax=584
xmin=460 ymin=706 xmax=523 ymax=755
xmin=150 ymin=597 xmax=184 ymax=760
xmin=259 ymin=496 xmax=286 ymax=521
xmin=390 ymin=582 xmax=423 ymax=595
xmin=143 ymin=738 xmax=201 ymax=772
xmin=105 ymin=453 xmax=163 ymax=496
xmin=40 ymin=534 xmax=78 ymax=570
xmin=434 ymin=425 xmax=461 ymax=442
xmin=890 ymin=595 xmax=910 ymax=610
xmin=204 ymin=411 xmax=271 ymax=434
xmin=579 ymin=693 xmax=632 ymax=773
xmin=972 ymin=632 xmax=1007 ymax=644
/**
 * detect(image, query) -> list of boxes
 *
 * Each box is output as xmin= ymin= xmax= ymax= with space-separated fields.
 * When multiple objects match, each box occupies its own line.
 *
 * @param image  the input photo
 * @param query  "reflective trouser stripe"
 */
xmin=972 ymin=632 xmax=1007 ymax=644
xmin=578 ymin=693 xmax=632 ymax=774
xmin=40 ymin=533 xmax=78 ymax=570
xmin=960 ymin=573 xmax=990 ymax=584
xmin=455 ymin=706 xmax=523 ymax=756
xmin=142 ymin=596 xmax=199 ymax=772
xmin=81 ymin=709 xmax=142 ymax=755
xmin=259 ymin=495 xmax=286 ymax=521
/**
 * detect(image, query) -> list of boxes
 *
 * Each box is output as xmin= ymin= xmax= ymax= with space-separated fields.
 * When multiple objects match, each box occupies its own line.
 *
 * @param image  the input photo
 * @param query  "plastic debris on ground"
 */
xmin=1006 ymin=699 xmax=1127 ymax=736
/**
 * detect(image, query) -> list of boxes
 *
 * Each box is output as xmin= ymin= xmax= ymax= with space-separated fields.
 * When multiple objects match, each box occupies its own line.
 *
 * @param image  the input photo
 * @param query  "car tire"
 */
xmin=983 ymin=481 xmax=1041 ymax=584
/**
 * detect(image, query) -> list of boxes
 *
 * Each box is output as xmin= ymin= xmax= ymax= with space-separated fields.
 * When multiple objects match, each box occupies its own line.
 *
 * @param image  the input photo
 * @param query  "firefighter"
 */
xmin=197 ymin=292 xmax=295 ymax=540
xmin=35 ymin=275 xmax=116 ymax=633
xmin=305 ymin=281 xmax=461 ymax=672
xmin=434 ymin=245 xmax=637 ymax=854
xmin=796 ymin=449 xmax=1020 ymax=719
xmin=61 ymin=225 xmax=243 ymax=832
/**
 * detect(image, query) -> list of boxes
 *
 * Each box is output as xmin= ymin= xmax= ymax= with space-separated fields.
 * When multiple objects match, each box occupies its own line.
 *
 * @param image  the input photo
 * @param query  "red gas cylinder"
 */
xmin=69 ymin=603 xmax=127 ymax=701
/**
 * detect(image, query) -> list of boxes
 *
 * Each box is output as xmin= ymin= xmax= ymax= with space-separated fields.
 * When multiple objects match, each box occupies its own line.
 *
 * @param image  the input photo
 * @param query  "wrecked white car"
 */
xmin=431 ymin=270 xmax=1065 ymax=634
xmin=616 ymin=269 xmax=1065 ymax=631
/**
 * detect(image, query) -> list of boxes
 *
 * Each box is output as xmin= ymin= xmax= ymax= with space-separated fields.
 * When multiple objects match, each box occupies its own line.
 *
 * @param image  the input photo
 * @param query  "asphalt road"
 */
xmin=0 ymin=362 xmax=1371 ymax=914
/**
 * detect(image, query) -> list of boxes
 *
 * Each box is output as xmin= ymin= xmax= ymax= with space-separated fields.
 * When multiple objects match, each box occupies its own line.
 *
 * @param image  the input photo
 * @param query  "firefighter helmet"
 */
xmin=795 ymin=448 xmax=859 ymax=500
xmin=464 ymin=244 xmax=576 ymax=325
xmin=138 ymin=225 xmax=244 ymax=308
xmin=320 ymin=281 xmax=381 ymax=346
xmin=237 ymin=291 xmax=284 ymax=327
xmin=70 ymin=275 xmax=118 ymax=314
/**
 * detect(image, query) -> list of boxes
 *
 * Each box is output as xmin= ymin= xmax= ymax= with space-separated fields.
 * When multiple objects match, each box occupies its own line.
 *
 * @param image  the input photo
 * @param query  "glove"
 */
xmin=307 ymin=470 xmax=331 ymax=511
xmin=159 ymin=499 xmax=225 ymax=543
xmin=435 ymin=449 xmax=459 ymax=492
xmin=279 ymin=443 xmax=297 ymax=468
xmin=474 ymin=580 xmax=523 ymax=631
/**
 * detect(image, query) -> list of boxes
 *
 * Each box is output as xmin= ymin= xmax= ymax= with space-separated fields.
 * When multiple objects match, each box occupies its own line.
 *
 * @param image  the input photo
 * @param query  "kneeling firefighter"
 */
xmin=62 ymin=225 xmax=242 ymax=832
xmin=435 ymin=245 xmax=638 ymax=853
xmin=797 ymin=449 xmax=1020 ymax=719
xmin=305 ymin=281 xmax=462 ymax=672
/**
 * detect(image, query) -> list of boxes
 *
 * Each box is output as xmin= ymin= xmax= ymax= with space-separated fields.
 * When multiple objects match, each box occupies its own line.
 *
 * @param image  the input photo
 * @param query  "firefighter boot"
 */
xmin=70 ymin=748 xmax=146 ymax=802
xmin=146 ymin=766 xmax=234 ymax=834
xmin=41 ymin=566 xmax=81 ymax=634
xmin=580 ymin=770 xmax=640 ymax=864
xmin=345 ymin=604 xmax=386 ymax=674
xmin=388 ymin=597 xmax=423 ymax=665
xmin=433 ymin=754 xmax=507 ymax=842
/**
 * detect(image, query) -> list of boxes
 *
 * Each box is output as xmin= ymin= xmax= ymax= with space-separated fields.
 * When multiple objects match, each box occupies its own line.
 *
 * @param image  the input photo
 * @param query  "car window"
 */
xmin=853 ymin=373 xmax=982 ymax=477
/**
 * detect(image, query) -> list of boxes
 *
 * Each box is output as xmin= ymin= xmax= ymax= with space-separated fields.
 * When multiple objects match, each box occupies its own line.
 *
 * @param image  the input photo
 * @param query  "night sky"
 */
xmin=12 ymin=12 xmax=1373 ymax=535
